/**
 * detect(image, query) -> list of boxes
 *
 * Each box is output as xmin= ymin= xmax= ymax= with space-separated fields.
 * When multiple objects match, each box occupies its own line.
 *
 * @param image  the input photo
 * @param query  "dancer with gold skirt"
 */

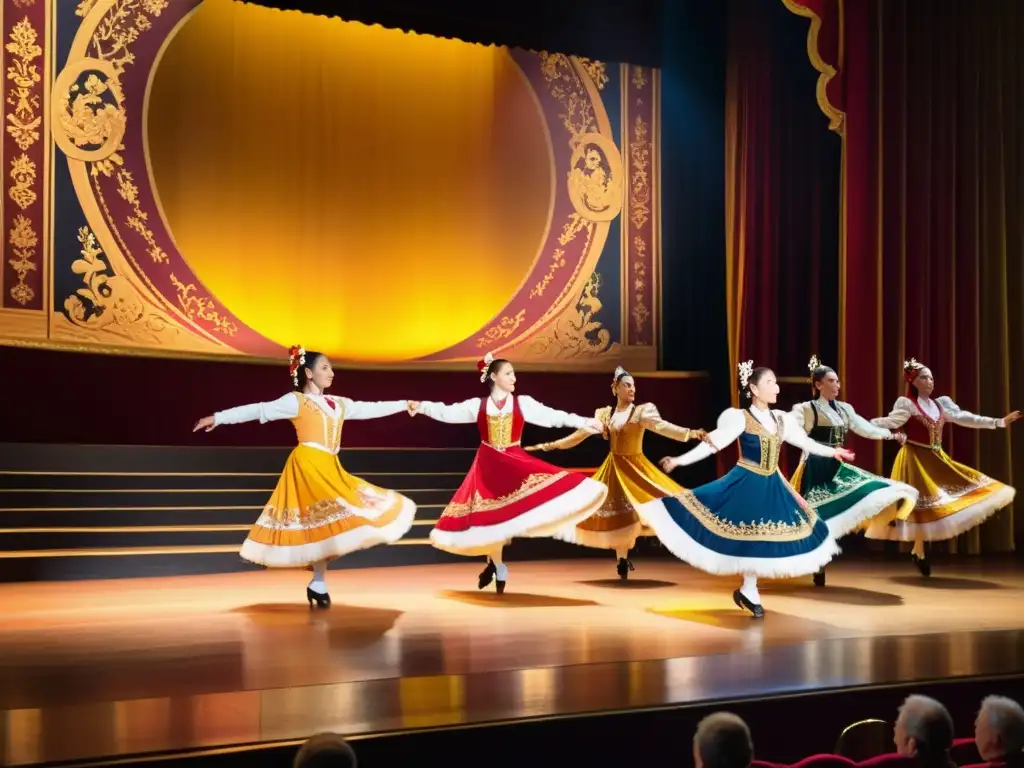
xmin=526 ymin=366 xmax=710 ymax=580
xmin=790 ymin=356 xmax=919 ymax=587
xmin=193 ymin=346 xmax=418 ymax=607
xmin=863 ymin=358 xmax=1019 ymax=576
xmin=411 ymin=353 xmax=607 ymax=593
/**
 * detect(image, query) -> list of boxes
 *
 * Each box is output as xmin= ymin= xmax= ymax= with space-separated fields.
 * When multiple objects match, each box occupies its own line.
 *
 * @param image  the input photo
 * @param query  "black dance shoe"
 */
xmin=912 ymin=554 xmax=931 ymax=577
xmin=732 ymin=589 xmax=765 ymax=618
xmin=813 ymin=568 xmax=826 ymax=587
xmin=306 ymin=587 xmax=331 ymax=609
xmin=478 ymin=559 xmax=496 ymax=590
xmin=616 ymin=558 xmax=635 ymax=581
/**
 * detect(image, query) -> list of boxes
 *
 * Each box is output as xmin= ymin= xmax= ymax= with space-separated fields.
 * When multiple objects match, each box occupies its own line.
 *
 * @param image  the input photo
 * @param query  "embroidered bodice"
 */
xmin=526 ymin=402 xmax=694 ymax=455
xmin=477 ymin=396 xmax=525 ymax=449
xmin=737 ymin=409 xmax=784 ymax=475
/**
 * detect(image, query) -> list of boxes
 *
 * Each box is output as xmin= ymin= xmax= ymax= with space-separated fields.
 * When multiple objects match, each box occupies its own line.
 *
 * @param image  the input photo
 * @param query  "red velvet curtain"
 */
xmin=840 ymin=0 xmax=1023 ymax=551
xmin=724 ymin=0 xmax=840 ymax=471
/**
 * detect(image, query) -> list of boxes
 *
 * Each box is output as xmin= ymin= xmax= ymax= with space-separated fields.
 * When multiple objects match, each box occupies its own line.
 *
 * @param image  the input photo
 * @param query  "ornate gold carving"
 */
xmin=631 ymin=66 xmax=648 ymax=91
xmin=632 ymin=236 xmax=649 ymax=342
xmin=475 ymin=309 xmax=526 ymax=348
xmin=629 ymin=116 xmax=651 ymax=229
xmin=528 ymin=272 xmax=613 ymax=360
xmin=51 ymin=62 xmax=126 ymax=163
xmin=5 ymin=17 xmax=42 ymax=151
xmin=61 ymin=226 xmax=179 ymax=344
xmin=88 ymin=0 xmax=169 ymax=73
xmin=5 ymin=15 xmax=43 ymax=306
xmin=55 ymin=0 xmax=234 ymax=343
xmin=441 ymin=472 xmax=568 ymax=518
xmin=168 ymin=274 xmax=239 ymax=336
xmin=568 ymin=132 xmax=623 ymax=222
xmin=530 ymin=216 xmax=595 ymax=299
xmin=7 ymin=214 xmax=37 ymax=306
xmin=539 ymin=52 xmax=597 ymax=146
xmin=8 ymin=152 xmax=36 ymax=209
xmin=12 ymin=0 xmax=38 ymax=8
xmin=576 ymin=58 xmax=608 ymax=90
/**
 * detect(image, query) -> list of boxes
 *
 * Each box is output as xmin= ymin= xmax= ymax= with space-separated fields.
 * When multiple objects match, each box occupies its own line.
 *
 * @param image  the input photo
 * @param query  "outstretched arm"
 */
xmin=336 ymin=397 xmax=411 ymax=421
xmin=871 ymin=397 xmax=914 ymax=429
xmin=518 ymin=395 xmax=602 ymax=432
xmin=195 ymin=393 xmax=300 ymax=432
xmin=416 ymin=398 xmax=482 ymax=424
xmin=660 ymin=409 xmax=745 ymax=471
xmin=527 ymin=407 xmax=606 ymax=451
xmin=639 ymin=403 xmax=707 ymax=443
xmin=843 ymin=403 xmax=898 ymax=441
xmin=781 ymin=412 xmax=849 ymax=458
xmin=789 ymin=402 xmax=814 ymax=434
xmin=935 ymin=397 xmax=1015 ymax=430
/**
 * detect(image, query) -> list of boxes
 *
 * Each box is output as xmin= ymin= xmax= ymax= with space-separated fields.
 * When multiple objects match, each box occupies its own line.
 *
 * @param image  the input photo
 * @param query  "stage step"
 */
xmin=0 ymin=442 xmax=637 ymax=582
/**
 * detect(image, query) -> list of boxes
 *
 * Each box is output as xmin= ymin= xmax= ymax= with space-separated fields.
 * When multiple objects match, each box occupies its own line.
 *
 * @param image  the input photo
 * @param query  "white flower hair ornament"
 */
xmin=808 ymin=354 xmax=821 ymax=373
xmin=611 ymin=365 xmax=630 ymax=392
xmin=477 ymin=351 xmax=495 ymax=383
xmin=288 ymin=345 xmax=307 ymax=388
xmin=738 ymin=359 xmax=754 ymax=399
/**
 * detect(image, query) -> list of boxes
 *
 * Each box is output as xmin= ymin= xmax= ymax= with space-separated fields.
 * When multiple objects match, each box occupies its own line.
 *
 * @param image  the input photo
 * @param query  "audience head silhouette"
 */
xmin=976 ymin=695 xmax=1024 ymax=763
xmin=293 ymin=733 xmax=357 ymax=768
xmin=894 ymin=695 xmax=954 ymax=765
xmin=694 ymin=712 xmax=754 ymax=768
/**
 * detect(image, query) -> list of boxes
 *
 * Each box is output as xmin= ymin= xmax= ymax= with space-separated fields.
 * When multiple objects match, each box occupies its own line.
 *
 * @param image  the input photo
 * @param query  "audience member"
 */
xmin=976 ymin=696 xmax=1024 ymax=766
xmin=695 ymin=712 xmax=755 ymax=768
xmin=894 ymin=695 xmax=955 ymax=768
xmin=293 ymin=732 xmax=357 ymax=768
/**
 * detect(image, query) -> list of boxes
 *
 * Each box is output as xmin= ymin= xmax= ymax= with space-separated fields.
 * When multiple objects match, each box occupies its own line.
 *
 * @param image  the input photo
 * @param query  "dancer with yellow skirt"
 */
xmin=193 ymin=346 xmax=418 ymax=607
xmin=527 ymin=366 xmax=709 ymax=580
xmin=863 ymin=358 xmax=1019 ymax=576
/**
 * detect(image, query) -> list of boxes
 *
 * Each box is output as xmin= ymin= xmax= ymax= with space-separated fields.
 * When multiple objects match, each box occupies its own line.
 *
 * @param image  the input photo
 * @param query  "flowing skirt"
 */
xmin=863 ymin=444 xmax=1015 ymax=542
xmin=240 ymin=444 xmax=416 ymax=567
xmin=553 ymin=452 xmax=680 ymax=550
xmin=791 ymin=455 xmax=918 ymax=538
xmin=637 ymin=466 xmax=839 ymax=578
xmin=430 ymin=444 xmax=608 ymax=557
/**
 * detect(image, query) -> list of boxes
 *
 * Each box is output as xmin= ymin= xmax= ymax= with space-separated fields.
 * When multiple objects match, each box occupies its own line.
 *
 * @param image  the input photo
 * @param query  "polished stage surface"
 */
xmin=2 ymin=558 xmax=1023 ymax=766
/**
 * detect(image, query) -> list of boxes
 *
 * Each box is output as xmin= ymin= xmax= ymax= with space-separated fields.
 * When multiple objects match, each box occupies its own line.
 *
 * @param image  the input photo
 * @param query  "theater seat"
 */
xmin=837 ymin=719 xmax=892 ymax=761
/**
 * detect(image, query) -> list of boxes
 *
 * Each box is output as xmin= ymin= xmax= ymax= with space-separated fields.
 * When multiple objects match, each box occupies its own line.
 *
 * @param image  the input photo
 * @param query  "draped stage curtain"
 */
xmin=839 ymin=0 xmax=1023 ymax=552
xmin=723 ymin=0 xmax=840 ymax=472
xmin=725 ymin=0 xmax=840 ymax=399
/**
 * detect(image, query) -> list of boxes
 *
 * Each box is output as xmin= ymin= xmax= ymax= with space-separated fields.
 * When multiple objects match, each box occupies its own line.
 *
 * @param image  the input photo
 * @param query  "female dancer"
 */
xmin=526 ymin=366 xmax=710 ymax=580
xmin=639 ymin=362 xmax=853 ymax=618
xmin=412 ymin=353 xmax=607 ymax=592
xmin=790 ymin=356 xmax=919 ymax=587
xmin=864 ymin=358 xmax=1019 ymax=576
xmin=192 ymin=346 xmax=418 ymax=607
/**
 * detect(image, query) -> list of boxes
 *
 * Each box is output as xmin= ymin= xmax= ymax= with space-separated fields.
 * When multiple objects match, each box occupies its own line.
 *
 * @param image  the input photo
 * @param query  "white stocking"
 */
xmin=740 ymin=574 xmax=761 ymax=605
xmin=912 ymin=529 xmax=926 ymax=558
xmin=308 ymin=560 xmax=329 ymax=594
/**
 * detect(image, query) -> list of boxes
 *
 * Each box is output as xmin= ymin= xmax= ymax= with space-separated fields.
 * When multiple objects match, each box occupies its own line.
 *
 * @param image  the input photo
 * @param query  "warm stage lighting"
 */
xmin=147 ymin=0 xmax=553 ymax=361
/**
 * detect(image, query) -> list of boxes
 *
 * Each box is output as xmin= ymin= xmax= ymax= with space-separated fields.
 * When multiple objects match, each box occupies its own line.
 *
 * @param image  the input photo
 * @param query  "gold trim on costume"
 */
xmin=668 ymin=489 xmax=816 ymax=541
xmin=485 ymin=413 xmax=515 ymax=449
xmin=440 ymin=472 xmax=567 ymax=518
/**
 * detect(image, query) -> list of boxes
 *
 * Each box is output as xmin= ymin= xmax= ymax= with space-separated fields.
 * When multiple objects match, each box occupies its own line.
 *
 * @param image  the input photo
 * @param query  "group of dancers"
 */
xmin=193 ymin=347 xmax=1019 ymax=617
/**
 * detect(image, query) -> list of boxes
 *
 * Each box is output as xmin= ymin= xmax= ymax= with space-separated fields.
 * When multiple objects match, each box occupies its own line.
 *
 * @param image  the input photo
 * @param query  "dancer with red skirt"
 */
xmin=413 ymin=353 xmax=607 ymax=592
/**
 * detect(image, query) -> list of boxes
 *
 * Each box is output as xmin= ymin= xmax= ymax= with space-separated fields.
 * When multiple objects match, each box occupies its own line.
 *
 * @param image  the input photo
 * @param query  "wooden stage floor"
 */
xmin=1 ymin=558 xmax=1023 ymax=766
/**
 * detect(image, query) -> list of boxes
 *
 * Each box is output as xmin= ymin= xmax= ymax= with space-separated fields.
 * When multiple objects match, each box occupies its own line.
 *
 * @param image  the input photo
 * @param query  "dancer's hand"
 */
xmin=835 ymin=447 xmax=856 ymax=463
xmin=193 ymin=415 xmax=216 ymax=433
xmin=406 ymin=400 xmax=420 ymax=416
xmin=691 ymin=429 xmax=713 ymax=445
xmin=893 ymin=431 xmax=908 ymax=445
xmin=999 ymin=410 xmax=1021 ymax=427
xmin=659 ymin=456 xmax=679 ymax=472
xmin=584 ymin=417 xmax=603 ymax=434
